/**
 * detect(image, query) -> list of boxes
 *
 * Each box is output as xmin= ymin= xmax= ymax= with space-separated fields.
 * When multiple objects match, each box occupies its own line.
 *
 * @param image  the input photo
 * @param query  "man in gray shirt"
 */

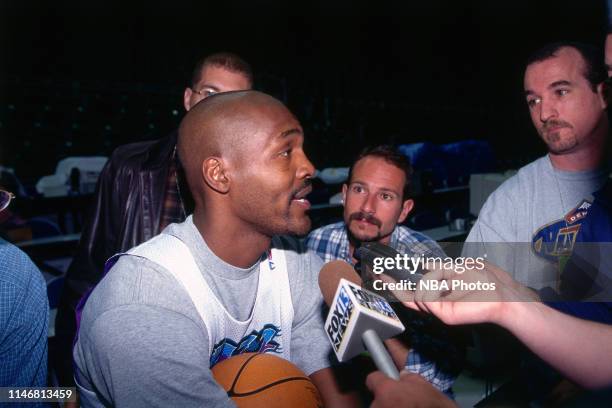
xmin=464 ymin=42 xmax=610 ymax=289
xmin=74 ymin=91 xmax=359 ymax=407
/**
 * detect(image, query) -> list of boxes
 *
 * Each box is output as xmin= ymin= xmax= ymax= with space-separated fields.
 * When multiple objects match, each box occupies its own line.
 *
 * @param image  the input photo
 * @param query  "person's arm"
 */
xmin=499 ymin=301 xmax=612 ymax=389
xmin=73 ymin=256 xmax=238 ymax=407
xmin=54 ymin=155 xmax=127 ymax=387
xmin=310 ymin=367 xmax=362 ymax=408
xmin=288 ymin=248 xmax=362 ymax=407
xmin=75 ymin=304 xmax=235 ymax=407
xmin=403 ymin=262 xmax=612 ymax=389
xmin=366 ymin=371 xmax=457 ymax=408
xmin=0 ymin=247 xmax=49 ymax=387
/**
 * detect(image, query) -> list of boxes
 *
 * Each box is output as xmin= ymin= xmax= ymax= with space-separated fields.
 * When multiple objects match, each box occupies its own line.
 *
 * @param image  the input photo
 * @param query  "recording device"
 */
xmin=356 ymin=242 xmax=426 ymax=297
xmin=319 ymin=261 xmax=404 ymax=379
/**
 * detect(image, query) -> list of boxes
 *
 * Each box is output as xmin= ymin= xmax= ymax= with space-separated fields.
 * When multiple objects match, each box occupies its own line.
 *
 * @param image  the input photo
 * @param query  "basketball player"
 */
xmin=73 ymin=91 xmax=359 ymax=407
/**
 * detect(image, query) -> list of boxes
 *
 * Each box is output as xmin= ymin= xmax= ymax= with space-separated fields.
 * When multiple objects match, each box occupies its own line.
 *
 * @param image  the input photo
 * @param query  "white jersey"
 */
xmin=123 ymin=233 xmax=294 ymax=367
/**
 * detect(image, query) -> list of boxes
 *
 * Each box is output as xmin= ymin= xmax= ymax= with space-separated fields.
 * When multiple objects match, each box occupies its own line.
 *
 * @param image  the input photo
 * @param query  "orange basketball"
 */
xmin=211 ymin=353 xmax=323 ymax=408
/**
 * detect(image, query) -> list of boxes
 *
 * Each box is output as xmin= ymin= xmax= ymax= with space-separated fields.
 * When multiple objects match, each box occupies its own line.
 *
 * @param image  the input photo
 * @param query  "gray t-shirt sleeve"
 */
xmin=465 ymin=179 xmax=517 ymax=245
xmin=281 ymin=239 xmax=335 ymax=376
xmin=463 ymin=178 xmax=522 ymax=278
xmin=74 ymin=256 xmax=236 ymax=408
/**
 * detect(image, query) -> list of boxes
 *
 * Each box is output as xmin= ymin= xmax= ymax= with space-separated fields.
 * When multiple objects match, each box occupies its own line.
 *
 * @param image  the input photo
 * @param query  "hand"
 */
xmin=398 ymin=261 xmax=538 ymax=326
xmin=366 ymin=370 xmax=456 ymax=408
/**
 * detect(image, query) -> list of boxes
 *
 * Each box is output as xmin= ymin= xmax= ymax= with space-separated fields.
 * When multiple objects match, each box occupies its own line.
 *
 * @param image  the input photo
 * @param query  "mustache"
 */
xmin=290 ymin=178 xmax=312 ymax=199
xmin=348 ymin=211 xmax=382 ymax=227
xmin=543 ymin=119 xmax=572 ymax=131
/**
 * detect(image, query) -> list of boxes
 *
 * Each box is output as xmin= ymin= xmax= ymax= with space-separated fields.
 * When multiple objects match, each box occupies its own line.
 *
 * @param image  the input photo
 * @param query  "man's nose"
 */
xmin=360 ymin=192 xmax=377 ymax=214
xmin=539 ymin=99 xmax=558 ymax=123
xmin=297 ymin=152 xmax=316 ymax=179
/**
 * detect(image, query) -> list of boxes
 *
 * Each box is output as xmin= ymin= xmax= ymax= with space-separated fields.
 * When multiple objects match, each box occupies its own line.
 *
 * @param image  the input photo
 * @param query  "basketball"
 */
xmin=211 ymin=353 xmax=323 ymax=408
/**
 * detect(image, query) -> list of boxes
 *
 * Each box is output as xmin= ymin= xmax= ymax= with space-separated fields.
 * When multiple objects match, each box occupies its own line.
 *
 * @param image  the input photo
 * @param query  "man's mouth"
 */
xmin=543 ymin=121 xmax=571 ymax=134
xmin=545 ymin=126 xmax=565 ymax=134
xmin=291 ymin=184 xmax=312 ymax=209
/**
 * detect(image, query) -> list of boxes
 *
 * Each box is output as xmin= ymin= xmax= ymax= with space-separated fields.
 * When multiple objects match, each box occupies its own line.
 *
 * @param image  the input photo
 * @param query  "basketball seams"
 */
xmin=227 ymin=353 xmax=261 ymax=397
xmin=214 ymin=352 xmax=322 ymax=406
xmin=231 ymin=376 xmax=313 ymax=398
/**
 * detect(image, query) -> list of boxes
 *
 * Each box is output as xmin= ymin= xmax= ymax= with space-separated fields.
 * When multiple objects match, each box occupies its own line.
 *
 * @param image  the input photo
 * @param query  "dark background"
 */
xmin=1 ymin=0 xmax=608 ymax=183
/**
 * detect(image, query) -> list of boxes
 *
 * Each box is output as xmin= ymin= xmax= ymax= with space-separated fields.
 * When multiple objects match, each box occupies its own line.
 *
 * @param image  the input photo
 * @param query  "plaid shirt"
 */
xmin=1 ymin=239 xmax=48 ymax=388
xmin=305 ymin=221 xmax=445 ymax=263
xmin=305 ymin=222 xmax=460 ymax=396
xmin=159 ymin=153 xmax=187 ymax=231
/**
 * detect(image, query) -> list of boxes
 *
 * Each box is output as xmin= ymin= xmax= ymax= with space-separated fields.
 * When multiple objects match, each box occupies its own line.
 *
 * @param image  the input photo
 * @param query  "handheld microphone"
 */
xmin=356 ymin=242 xmax=426 ymax=285
xmin=355 ymin=242 xmax=426 ymax=302
xmin=319 ymin=261 xmax=404 ymax=379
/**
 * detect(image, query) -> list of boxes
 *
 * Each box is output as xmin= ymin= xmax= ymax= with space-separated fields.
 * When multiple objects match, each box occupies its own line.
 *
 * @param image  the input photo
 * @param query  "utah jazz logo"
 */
xmin=533 ymin=199 xmax=591 ymax=263
xmin=210 ymin=324 xmax=282 ymax=367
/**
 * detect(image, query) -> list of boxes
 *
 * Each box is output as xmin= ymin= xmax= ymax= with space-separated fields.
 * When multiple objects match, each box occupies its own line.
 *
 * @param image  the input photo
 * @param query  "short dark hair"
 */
xmin=190 ymin=52 xmax=253 ymax=88
xmin=347 ymin=145 xmax=413 ymax=200
xmin=526 ymin=42 xmax=607 ymax=91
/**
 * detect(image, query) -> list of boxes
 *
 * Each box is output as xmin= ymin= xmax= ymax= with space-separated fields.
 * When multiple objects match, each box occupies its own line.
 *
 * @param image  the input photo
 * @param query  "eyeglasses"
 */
xmin=0 ymin=190 xmax=15 ymax=212
xmin=191 ymin=87 xmax=219 ymax=98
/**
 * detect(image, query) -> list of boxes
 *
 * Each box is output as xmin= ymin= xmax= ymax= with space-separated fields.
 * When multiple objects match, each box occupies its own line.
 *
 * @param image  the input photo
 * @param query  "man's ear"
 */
xmin=183 ymin=88 xmax=193 ymax=111
xmin=597 ymin=81 xmax=609 ymax=110
xmin=341 ymin=184 xmax=348 ymax=206
xmin=397 ymin=199 xmax=414 ymax=224
xmin=202 ymin=157 xmax=230 ymax=193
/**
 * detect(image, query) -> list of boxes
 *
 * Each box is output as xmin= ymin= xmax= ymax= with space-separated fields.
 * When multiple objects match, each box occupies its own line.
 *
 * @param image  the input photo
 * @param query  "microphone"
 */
xmin=319 ymin=260 xmax=404 ymax=379
xmin=356 ymin=242 xmax=425 ymax=286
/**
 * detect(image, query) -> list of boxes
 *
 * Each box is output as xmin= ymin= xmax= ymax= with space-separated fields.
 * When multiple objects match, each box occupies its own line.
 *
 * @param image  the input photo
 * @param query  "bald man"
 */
xmin=55 ymin=52 xmax=253 ymax=392
xmin=73 ymin=91 xmax=358 ymax=408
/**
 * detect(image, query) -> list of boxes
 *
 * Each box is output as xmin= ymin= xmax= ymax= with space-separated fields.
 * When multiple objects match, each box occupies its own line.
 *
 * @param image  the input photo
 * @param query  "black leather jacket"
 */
xmin=54 ymin=131 xmax=189 ymax=384
xmin=68 ymin=131 xmax=182 ymax=290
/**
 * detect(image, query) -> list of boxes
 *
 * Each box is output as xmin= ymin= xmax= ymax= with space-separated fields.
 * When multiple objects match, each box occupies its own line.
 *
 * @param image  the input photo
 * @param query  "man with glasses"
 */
xmin=55 ymin=52 xmax=253 ymax=388
xmin=0 ymin=189 xmax=49 ymax=388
